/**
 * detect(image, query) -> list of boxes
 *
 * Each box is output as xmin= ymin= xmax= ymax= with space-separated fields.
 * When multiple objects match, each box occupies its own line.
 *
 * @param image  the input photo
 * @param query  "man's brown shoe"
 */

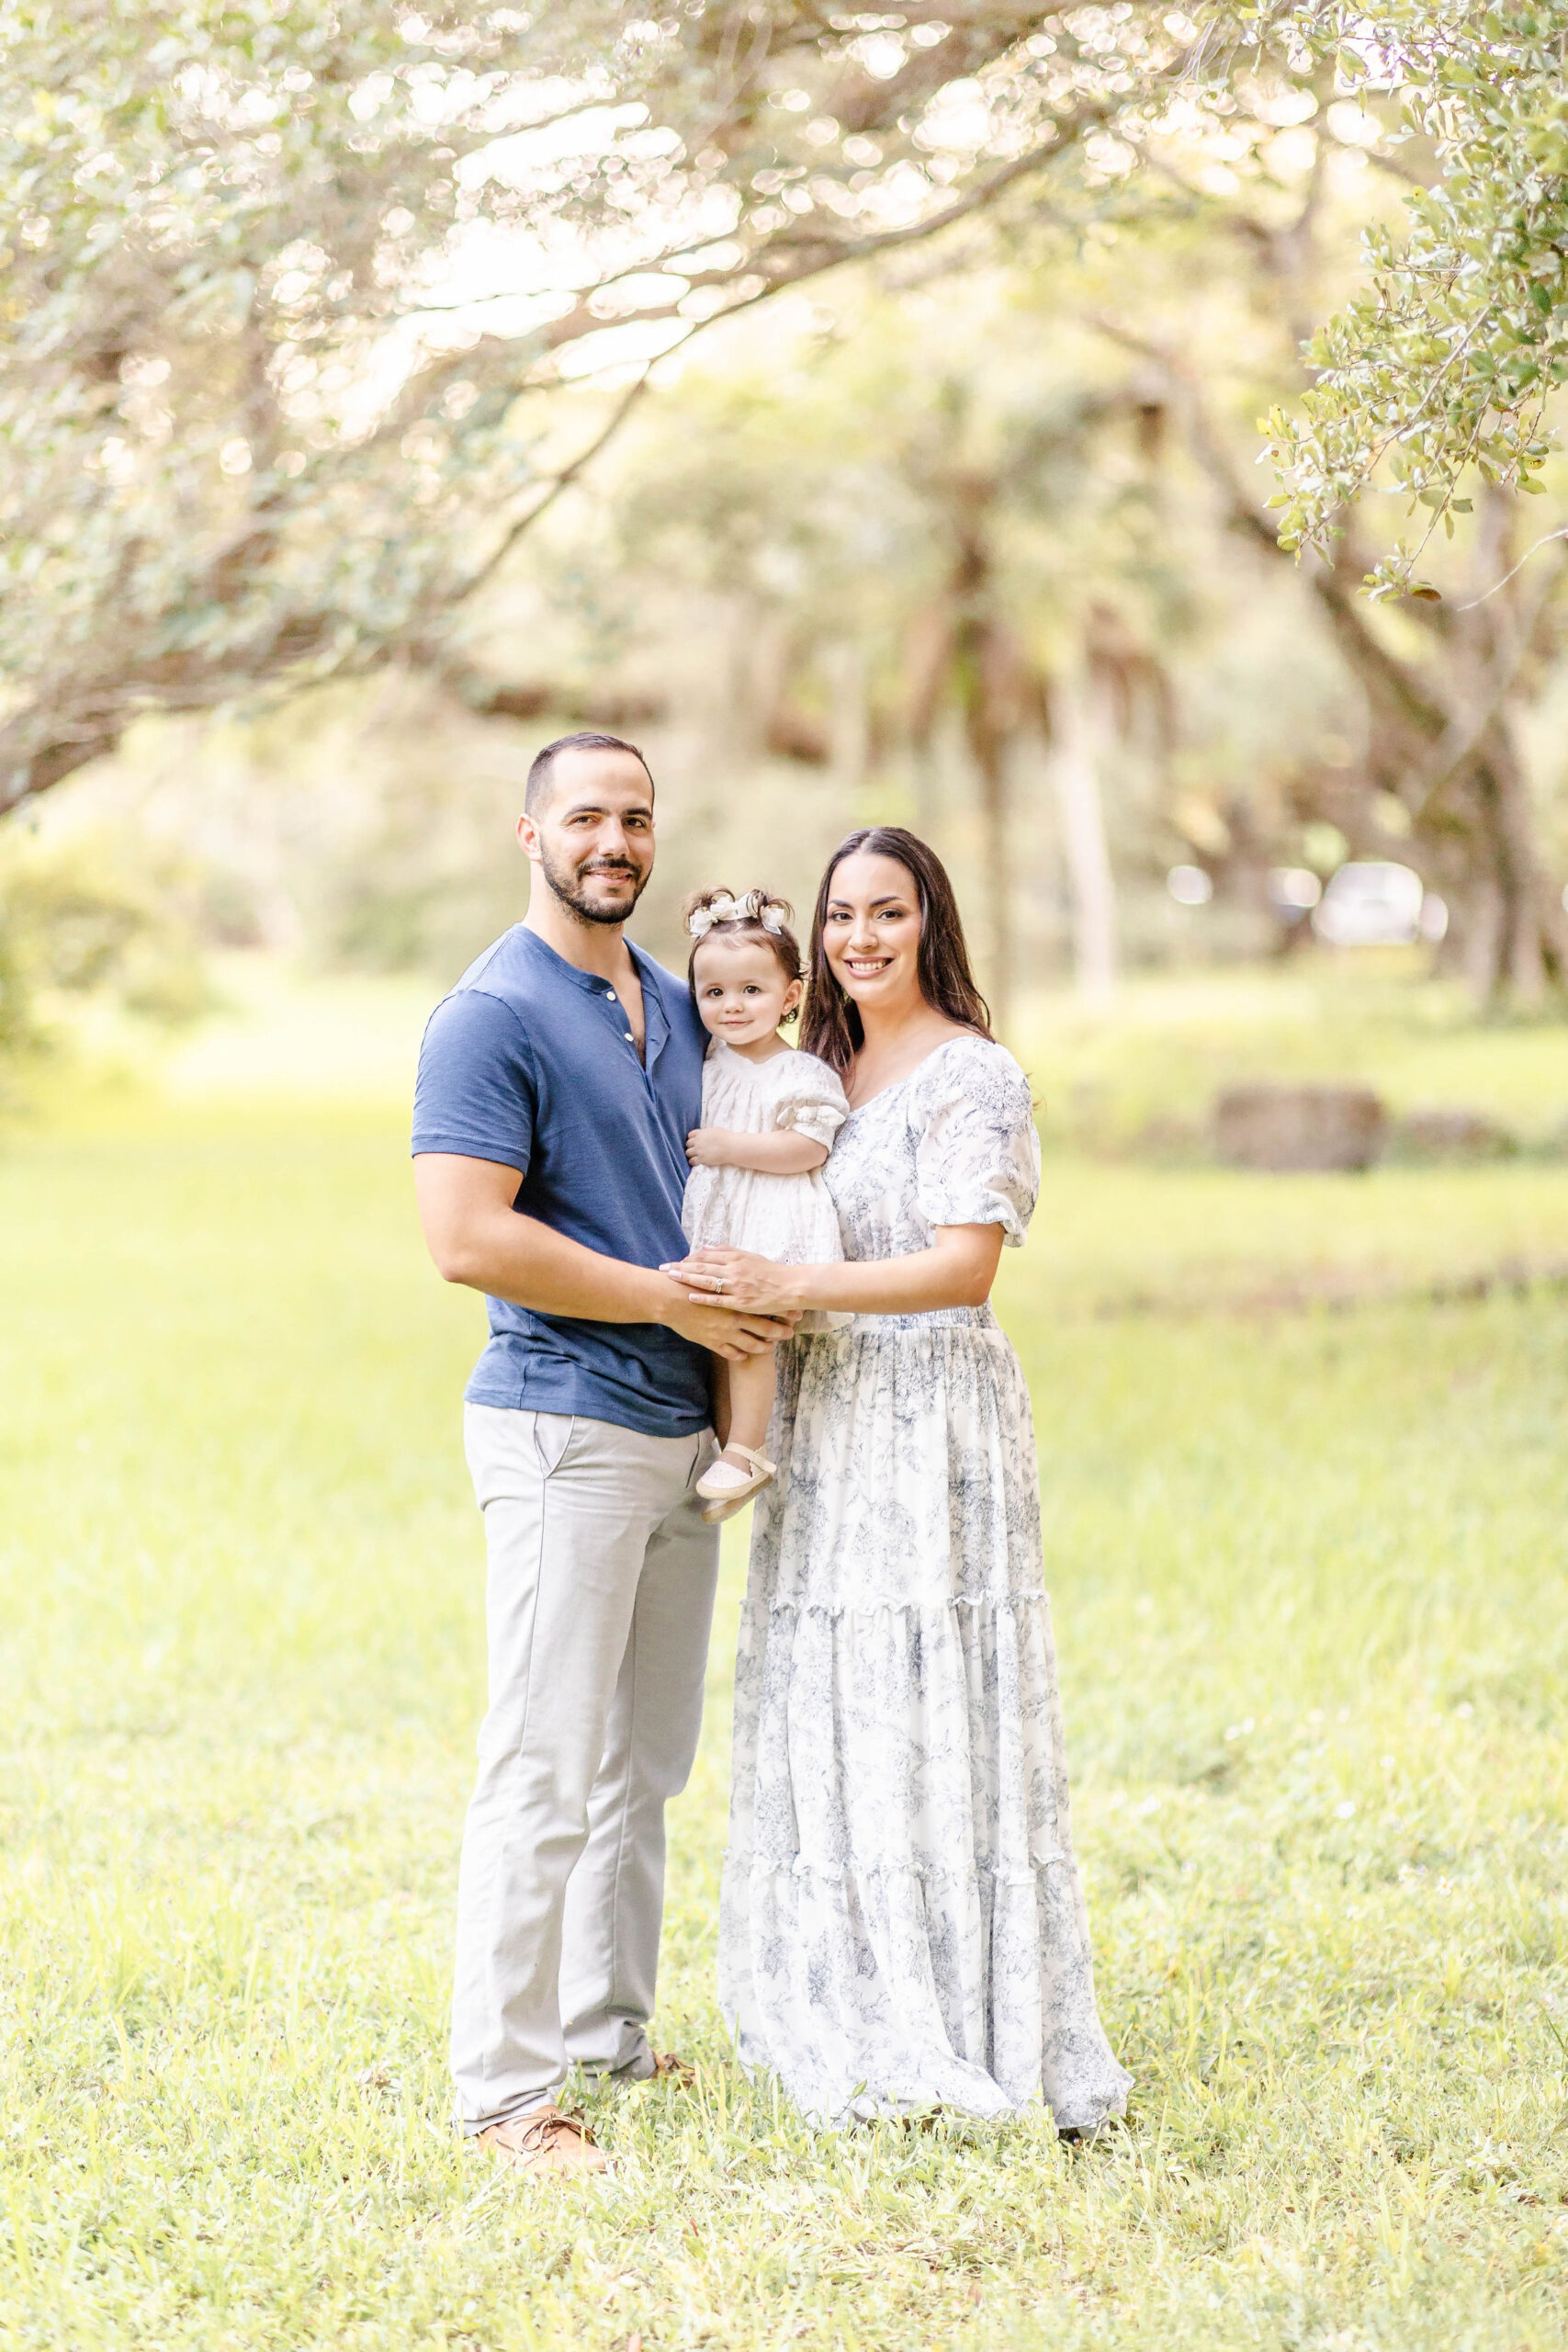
xmin=649 ymin=2051 xmax=694 ymax=2086
xmin=478 ymin=2105 xmax=610 ymax=2176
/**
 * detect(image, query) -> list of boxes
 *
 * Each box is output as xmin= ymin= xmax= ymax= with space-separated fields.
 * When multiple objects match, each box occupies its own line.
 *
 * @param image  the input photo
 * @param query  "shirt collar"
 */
xmin=517 ymin=923 xmax=661 ymax=999
xmin=516 ymin=925 xmax=672 ymax=1070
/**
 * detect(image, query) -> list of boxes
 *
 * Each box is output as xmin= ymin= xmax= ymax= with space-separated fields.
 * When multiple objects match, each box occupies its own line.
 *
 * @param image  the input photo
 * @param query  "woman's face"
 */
xmin=822 ymin=852 xmax=923 ymax=1020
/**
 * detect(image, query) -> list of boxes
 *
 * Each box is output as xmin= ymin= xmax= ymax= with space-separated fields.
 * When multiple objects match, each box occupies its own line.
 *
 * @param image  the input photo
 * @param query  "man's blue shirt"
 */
xmin=411 ymin=924 xmax=711 ymax=1437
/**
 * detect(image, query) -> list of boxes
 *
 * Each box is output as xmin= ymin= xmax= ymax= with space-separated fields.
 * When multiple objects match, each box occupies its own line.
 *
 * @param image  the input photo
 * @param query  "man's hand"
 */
xmin=651 ymin=1278 xmax=797 ymax=1363
xmin=685 ymin=1125 xmax=740 ymax=1168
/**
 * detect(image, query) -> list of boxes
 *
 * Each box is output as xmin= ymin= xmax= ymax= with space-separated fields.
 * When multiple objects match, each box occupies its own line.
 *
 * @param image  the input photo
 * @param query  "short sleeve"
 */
xmin=772 ymin=1054 xmax=851 ymax=1151
xmin=913 ymin=1044 xmax=1039 ymax=1246
xmin=411 ymin=989 xmax=536 ymax=1172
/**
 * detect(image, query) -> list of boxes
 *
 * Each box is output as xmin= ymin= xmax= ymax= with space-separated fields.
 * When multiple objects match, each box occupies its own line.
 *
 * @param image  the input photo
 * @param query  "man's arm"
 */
xmin=413 ymin=1153 xmax=793 ymax=1363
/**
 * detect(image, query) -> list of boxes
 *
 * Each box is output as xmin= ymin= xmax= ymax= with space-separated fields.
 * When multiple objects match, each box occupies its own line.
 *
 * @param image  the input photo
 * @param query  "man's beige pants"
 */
xmin=452 ymin=1403 xmax=719 ymax=2133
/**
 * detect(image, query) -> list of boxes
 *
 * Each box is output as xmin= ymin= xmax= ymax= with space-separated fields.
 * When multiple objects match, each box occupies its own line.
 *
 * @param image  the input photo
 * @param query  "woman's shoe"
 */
xmin=697 ymin=1442 xmax=776 ymax=1522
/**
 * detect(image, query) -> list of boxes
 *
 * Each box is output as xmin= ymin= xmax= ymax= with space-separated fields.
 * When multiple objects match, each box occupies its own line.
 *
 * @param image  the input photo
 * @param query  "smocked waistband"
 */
xmin=797 ymin=1303 xmax=1001 ymax=1336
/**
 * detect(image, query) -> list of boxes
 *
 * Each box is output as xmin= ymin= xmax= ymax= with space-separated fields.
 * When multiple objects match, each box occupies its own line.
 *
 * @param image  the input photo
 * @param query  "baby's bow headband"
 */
xmin=687 ymin=889 xmax=786 ymax=940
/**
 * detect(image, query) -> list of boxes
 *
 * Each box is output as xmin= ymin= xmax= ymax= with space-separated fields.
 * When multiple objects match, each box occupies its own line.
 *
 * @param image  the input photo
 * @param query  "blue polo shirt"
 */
xmin=411 ymin=924 xmax=711 ymax=1437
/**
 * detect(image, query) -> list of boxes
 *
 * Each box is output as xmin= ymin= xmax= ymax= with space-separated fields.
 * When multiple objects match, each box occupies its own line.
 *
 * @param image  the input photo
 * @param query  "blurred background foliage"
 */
xmin=3 ymin=1 xmax=1568 ymax=1063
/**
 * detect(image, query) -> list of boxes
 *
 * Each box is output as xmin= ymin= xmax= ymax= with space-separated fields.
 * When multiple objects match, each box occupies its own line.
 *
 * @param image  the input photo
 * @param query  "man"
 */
xmin=412 ymin=730 xmax=791 ymax=2177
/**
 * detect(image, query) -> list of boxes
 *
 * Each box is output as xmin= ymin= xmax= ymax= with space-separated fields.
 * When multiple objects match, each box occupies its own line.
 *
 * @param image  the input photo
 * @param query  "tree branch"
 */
xmin=1086 ymin=311 xmax=1456 ymax=752
xmin=453 ymin=370 xmax=655 ymax=604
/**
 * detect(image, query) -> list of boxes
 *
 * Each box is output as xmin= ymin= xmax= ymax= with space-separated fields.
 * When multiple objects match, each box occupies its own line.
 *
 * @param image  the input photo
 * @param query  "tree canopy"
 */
xmin=1263 ymin=1 xmax=1568 ymax=597
xmin=0 ymin=0 xmax=1200 ymax=812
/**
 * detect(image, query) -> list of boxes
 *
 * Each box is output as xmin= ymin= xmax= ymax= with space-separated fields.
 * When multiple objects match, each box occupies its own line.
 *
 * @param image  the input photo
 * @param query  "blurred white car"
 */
xmin=1313 ymin=861 xmax=1427 ymax=947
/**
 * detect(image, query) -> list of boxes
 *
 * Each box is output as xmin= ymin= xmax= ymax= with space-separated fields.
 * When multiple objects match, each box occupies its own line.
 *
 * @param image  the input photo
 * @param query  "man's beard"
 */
xmin=539 ymin=843 xmax=649 ymax=927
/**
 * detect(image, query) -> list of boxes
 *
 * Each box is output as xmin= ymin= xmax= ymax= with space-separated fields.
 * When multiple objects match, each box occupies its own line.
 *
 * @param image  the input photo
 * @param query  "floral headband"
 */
xmin=687 ymin=889 xmax=787 ymax=941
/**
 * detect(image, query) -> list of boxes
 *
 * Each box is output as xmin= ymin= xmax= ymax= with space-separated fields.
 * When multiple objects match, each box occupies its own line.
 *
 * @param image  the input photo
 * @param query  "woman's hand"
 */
xmin=659 ymin=1245 xmax=809 ymax=1316
xmin=686 ymin=1126 xmax=740 ymax=1168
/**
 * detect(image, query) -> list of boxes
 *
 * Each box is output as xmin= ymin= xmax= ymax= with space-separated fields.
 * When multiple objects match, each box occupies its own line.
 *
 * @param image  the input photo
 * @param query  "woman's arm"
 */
xmin=686 ymin=1127 xmax=829 ymax=1175
xmin=660 ymin=1226 xmax=1004 ymax=1317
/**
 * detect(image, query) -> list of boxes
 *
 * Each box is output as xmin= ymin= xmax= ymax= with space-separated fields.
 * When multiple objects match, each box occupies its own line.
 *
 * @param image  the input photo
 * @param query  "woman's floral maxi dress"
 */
xmin=718 ymin=1035 xmax=1133 ymax=2127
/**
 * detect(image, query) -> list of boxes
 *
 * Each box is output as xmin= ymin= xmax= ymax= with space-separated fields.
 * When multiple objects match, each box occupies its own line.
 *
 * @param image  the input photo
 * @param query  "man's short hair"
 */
xmin=525 ymin=730 xmax=654 ymax=814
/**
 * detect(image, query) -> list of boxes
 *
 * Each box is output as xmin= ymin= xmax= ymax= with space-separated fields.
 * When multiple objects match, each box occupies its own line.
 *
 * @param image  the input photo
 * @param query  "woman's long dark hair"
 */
xmin=799 ymin=826 xmax=993 ymax=1075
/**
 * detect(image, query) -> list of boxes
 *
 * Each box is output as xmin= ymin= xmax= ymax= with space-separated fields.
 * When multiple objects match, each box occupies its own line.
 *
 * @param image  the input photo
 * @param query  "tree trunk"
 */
xmin=1310 ymin=560 xmax=1567 ymax=1006
xmin=731 ymin=598 xmax=793 ymax=764
xmin=909 ymin=736 xmax=942 ymax=843
xmin=972 ymin=728 xmax=1013 ymax=1035
xmin=1489 ymin=710 xmax=1568 ymax=1000
xmin=825 ymin=639 xmax=871 ymax=792
xmin=1049 ymin=673 xmax=1117 ymax=1004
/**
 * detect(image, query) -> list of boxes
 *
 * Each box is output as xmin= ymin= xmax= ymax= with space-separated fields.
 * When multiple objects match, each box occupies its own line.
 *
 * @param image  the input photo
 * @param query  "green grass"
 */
xmin=4 ymin=994 xmax=1568 ymax=2347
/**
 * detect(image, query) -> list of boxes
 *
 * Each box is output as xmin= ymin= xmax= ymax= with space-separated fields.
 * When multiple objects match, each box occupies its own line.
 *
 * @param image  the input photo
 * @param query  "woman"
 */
xmin=668 ymin=827 xmax=1131 ymax=2129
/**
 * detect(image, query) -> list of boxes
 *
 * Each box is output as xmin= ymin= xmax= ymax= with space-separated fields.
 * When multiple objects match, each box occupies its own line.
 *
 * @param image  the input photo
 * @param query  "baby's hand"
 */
xmin=686 ymin=1126 xmax=738 ymax=1168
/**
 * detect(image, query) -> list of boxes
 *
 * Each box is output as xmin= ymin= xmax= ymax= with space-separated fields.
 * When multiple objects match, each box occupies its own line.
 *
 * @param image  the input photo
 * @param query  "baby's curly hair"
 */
xmin=684 ymin=888 xmax=804 ymax=1019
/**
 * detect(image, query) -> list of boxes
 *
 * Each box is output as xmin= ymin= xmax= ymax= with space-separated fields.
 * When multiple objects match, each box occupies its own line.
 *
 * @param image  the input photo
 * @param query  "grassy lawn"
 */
xmin=3 ymin=974 xmax=1568 ymax=2349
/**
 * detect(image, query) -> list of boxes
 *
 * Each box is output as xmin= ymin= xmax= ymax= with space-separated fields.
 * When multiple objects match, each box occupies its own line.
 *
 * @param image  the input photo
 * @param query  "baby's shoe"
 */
xmin=697 ymin=1443 xmax=776 ymax=1523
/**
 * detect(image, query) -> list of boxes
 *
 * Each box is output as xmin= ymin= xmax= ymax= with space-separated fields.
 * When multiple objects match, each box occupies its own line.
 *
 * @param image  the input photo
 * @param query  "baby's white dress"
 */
xmin=681 ymin=1040 xmax=850 ymax=1329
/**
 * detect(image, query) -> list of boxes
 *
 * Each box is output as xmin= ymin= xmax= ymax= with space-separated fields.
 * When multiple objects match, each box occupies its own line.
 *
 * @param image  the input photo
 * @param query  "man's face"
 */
xmin=516 ymin=748 xmax=655 ymax=926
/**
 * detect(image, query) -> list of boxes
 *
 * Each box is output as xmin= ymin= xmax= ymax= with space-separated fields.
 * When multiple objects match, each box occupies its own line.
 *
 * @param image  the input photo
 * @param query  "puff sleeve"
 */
xmin=913 ymin=1042 xmax=1039 ymax=1246
xmin=770 ymin=1052 xmax=851 ymax=1151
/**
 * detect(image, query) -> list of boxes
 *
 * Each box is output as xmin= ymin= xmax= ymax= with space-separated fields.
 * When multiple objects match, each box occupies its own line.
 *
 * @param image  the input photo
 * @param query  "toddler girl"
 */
xmin=680 ymin=888 xmax=849 ymax=1521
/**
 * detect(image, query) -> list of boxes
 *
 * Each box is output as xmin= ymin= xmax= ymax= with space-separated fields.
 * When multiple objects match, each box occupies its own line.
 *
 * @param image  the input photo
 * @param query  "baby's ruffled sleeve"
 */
xmin=772 ymin=1055 xmax=851 ymax=1150
xmin=913 ymin=1045 xmax=1040 ymax=1245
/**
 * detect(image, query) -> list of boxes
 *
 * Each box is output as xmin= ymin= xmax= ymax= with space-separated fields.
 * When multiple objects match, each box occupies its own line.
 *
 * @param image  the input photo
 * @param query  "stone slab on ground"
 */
xmin=1213 ymin=1083 xmax=1388 ymax=1172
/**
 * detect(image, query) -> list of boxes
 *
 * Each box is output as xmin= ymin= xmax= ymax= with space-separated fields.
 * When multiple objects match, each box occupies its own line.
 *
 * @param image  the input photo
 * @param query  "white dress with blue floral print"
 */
xmin=718 ymin=1035 xmax=1133 ymax=2128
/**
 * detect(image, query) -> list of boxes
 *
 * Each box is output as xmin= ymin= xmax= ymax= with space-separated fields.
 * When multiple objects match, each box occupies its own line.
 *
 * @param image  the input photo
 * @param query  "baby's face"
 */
xmin=692 ymin=933 xmax=798 ymax=1050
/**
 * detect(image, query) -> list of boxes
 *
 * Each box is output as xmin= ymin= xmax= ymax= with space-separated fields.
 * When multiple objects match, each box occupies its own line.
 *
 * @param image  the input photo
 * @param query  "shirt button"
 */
xmin=604 ymin=989 xmax=615 ymax=1000
xmin=624 ymin=1031 xmax=634 ymax=1042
